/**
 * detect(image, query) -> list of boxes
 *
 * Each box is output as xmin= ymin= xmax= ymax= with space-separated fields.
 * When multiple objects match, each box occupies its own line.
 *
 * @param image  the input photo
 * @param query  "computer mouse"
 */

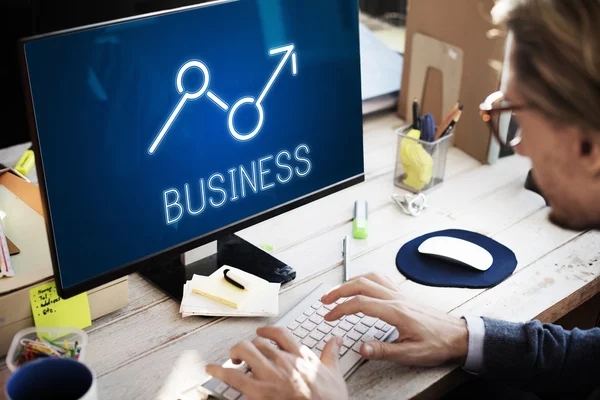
xmin=417 ymin=236 xmax=493 ymax=271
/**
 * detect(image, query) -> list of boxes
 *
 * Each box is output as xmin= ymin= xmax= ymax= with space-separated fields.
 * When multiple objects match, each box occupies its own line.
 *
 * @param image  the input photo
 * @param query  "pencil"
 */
xmin=435 ymin=102 xmax=461 ymax=140
xmin=441 ymin=108 xmax=463 ymax=138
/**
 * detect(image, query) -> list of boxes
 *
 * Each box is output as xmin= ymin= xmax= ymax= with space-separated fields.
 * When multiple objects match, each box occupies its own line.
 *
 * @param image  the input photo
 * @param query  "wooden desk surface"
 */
xmin=1 ymin=112 xmax=599 ymax=400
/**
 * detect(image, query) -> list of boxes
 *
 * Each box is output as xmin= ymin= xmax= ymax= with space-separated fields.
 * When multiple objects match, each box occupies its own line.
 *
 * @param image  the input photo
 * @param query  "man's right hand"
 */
xmin=320 ymin=273 xmax=469 ymax=367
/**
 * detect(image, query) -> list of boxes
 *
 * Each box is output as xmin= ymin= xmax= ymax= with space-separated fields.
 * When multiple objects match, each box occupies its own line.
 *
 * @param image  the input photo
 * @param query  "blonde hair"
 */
xmin=492 ymin=0 xmax=600 ymax=133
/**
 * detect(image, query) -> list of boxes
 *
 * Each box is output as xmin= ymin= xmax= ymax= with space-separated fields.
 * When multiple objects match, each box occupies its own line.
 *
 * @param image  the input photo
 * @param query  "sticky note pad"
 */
xmin=191 ymin=266 xmax=270 ymax=309
xmin=29 ymin=282 xmax=92 ymax=329
xmin=192 ymin=276 xmax=249 ymax=309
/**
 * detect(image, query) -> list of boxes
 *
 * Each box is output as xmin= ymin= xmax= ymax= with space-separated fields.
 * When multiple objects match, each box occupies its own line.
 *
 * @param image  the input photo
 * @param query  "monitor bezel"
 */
xmin=18 ymin=0 xmax=365 ymax=299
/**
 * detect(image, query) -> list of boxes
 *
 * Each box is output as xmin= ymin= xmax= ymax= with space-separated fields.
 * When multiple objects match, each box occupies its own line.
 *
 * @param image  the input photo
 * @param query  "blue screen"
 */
xmin=23 ymin=0 xmax=364 ymax=290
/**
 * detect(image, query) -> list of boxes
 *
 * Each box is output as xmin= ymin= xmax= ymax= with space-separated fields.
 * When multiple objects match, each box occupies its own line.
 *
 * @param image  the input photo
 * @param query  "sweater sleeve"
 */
xmin=480 ymin=317 xmax=600 ymax=398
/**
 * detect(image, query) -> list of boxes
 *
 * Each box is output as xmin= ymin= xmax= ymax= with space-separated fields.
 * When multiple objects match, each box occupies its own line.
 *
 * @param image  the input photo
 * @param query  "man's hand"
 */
xmin=320 ymin=273 xmax=468 ymax=367
xmin=206 ymin=326 xmax=349 ymax=400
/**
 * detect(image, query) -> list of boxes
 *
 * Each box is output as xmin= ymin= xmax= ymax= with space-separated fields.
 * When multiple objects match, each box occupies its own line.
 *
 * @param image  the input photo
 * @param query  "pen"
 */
xmin=342 ymin=236 xmax=350 ymax=282
xmin=412 ymin=98 xmax=420 ymax=130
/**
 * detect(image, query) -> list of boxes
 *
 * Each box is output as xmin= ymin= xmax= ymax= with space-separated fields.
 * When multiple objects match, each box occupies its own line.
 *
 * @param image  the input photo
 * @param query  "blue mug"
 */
xmin=5 ymin=358 xmax=97 ymax=400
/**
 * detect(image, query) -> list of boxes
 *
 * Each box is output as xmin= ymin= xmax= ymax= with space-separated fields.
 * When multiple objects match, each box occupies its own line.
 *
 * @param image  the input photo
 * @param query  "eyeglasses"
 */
xmin=479 ymin=91 xmax=526 ymax=149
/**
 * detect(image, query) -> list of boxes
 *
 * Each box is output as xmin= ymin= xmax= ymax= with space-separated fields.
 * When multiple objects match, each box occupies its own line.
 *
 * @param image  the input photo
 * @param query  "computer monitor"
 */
xmin=20 ymin=0 xmax=365 ymax=299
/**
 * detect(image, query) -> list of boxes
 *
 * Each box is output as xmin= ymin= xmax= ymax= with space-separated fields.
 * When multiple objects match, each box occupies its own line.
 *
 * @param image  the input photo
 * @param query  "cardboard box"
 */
xmin=0 ymin=168 xmax=128 ymax=356
xmin=398 ymin=0 xmax=506 ymax=163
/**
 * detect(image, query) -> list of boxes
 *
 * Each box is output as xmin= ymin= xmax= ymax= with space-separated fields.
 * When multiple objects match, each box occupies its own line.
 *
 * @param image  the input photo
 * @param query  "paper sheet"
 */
xmin=180 ymin=268 xmax=280 ymax=318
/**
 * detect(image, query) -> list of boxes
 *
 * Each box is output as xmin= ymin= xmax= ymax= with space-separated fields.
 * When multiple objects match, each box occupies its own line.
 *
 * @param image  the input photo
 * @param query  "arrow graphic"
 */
xmin=148 ymin=44 xmax=297 ymax=154
xmin=257 ymin=44 xmax=297 ymax=106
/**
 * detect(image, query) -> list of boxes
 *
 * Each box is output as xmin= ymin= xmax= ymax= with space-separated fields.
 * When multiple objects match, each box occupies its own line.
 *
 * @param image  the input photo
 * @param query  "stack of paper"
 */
xmin=179 ymin=266 xmax=280 ymax=318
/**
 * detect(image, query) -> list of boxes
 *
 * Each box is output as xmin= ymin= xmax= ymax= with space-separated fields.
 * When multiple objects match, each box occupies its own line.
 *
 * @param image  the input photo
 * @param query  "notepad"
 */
xmin=180 ymin=266 xmax=280 ymax=317
xmin=191 ymin=266 xmax=271 ymax=309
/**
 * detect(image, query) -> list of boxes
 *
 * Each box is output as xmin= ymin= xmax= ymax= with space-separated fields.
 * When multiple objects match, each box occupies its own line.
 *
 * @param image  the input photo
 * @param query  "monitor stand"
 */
xmin=138 ymin=234 xmax=296 ymax=301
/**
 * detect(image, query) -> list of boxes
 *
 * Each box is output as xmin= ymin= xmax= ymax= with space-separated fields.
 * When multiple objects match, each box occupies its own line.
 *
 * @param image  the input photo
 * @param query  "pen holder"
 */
xmin=394 ymin=125 xmax=453 ymax=193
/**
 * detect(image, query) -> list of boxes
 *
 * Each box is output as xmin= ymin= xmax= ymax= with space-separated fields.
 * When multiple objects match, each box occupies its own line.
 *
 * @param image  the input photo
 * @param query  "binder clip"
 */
xmin=391 ymin=193 xmax=428 ymax=217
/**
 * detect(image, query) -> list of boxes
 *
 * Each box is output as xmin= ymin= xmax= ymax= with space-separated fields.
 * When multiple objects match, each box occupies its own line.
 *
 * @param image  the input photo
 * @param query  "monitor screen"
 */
xmin=21 ymin=0 xmax=364 ymax=296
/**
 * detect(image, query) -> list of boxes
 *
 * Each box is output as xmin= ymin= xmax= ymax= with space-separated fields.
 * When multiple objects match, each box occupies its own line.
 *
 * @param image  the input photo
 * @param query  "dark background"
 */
xmin=1 ymin=0 xmax=213 ymax=149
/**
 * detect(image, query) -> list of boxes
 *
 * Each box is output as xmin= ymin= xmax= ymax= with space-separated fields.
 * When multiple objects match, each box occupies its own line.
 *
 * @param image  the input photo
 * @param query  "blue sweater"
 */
xmin=481 ymin=318 xmax=600 ymax=399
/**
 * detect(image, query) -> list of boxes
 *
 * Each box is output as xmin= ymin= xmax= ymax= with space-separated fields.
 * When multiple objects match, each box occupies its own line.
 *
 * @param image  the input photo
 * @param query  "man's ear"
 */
xmin=579 ymin=133 xmax=600 ymax=177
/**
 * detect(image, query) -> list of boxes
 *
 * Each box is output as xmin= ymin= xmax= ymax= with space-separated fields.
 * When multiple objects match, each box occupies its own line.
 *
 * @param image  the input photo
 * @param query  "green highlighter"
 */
xmin=353 ymin=200 xmax=368 ymax=239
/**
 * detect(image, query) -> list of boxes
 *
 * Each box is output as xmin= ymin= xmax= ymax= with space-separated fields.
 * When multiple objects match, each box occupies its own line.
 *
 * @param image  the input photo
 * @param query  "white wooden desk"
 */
xmin=1 ymin=111 xmax=599 ymax=400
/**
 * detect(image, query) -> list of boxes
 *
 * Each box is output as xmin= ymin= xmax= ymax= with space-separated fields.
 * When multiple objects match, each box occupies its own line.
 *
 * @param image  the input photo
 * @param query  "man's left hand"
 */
xmin=206 ymin=326 xmax=349 ymax=400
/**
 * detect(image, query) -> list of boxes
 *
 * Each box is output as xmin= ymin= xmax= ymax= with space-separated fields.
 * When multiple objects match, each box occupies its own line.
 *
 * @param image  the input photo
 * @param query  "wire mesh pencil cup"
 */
xmin=394 ymin=125 xmax=453 ymax=193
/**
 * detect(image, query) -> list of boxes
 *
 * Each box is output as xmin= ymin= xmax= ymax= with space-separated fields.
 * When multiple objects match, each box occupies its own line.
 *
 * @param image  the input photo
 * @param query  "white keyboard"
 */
xmin=179 ymin=283 xmax=397 ymax=400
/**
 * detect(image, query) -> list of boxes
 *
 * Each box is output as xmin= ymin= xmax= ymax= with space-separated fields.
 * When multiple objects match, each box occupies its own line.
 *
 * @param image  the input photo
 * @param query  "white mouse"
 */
xmin=418 ymin=236 xmax=493 ymax=272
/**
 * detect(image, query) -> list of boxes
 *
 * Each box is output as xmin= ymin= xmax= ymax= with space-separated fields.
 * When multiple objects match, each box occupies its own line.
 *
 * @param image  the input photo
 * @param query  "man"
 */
xmin=206 ymin=0 xmax=600 ymax=398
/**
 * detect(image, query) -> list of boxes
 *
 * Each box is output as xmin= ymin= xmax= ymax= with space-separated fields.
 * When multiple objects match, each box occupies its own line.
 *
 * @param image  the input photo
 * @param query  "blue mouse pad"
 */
xmin=396 ymin=229 xmax=518 ymax=288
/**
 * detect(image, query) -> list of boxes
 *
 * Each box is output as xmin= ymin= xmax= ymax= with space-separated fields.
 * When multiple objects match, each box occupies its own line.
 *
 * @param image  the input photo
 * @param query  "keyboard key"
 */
xmin=361 ymin=327 xmax=379 ymax=343
xmin=375 ymin=331 xmax=384 ymax=340
xmin=339 ymin=346 xmax=349 ymax=357
xmin=316 ymin=341 xmax=326 ymax=351
xmin=375 ymin=321 xmax=385 ymax=330
xmin=352 ymin=340 xmax=363 ymax=353
xmin=381 ymin=323 xmax=392 ymax=332
xmin=316 ymin=308 xmax=329 ymax=317
xmin=324 ymin=319 xmax=340 ymax=327
xmin=304 ymin=308 xmax=315 ymax=316
xmin=361 ymin=317 xmax=377 ymax=327
xmin=323 ymin=303 xmax=335 ymax=310
xmin=215 ymin=382 xmax=230 ymax=394
xmin=356 ymin=312 xmax=365 ymax=318
xmin=335 ymin=298 xmax=346 ymax=305
xmin=323 ymin=333 xmax=333 ymax=343
xmin=301 ymin=321 xmax=317 ymax=331
xmin=223 ymin=387 xmax=241 ymax=400
xmin=338 ymin=321 xmax=353 ymax=331
xmin=354 ymin=324 xmax=368 ymax=334
xmin=309 ymin=315 xmax=324 ymax=325
xmin=311 ymin=301 xmax=322 ymax=310
xmin=302 ymin=337 xmax=318 ymax=348
xmin=293 ymin=327 xmax=310 ymax=339
xmin=313 ymin=348 xmax=322 ymax=358
xmin=342 ymin=337 xmax=355 ymax=348
xmin=317 ymin=323 xmax=332 ymax=334
xmin=347 ymin=330 xmax=362 ymax=341
xmin=340 ymin=349 xmax=362 ymax=372
xmin=310 ymin=330 xmax=326 ymax=341
xmin=331 ymin=327 xmax=344 ymax=337
xmin=287 ymin=321 xmax=299 ymax=331
xmin=296 ymin=314 xmax=308 ymax=323
xmin=345 ymin=315 xmax=360 ymax=325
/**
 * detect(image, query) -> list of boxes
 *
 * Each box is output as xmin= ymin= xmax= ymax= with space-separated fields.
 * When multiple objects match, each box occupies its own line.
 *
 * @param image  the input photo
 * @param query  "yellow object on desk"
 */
xmin=15 ymin=148 xmax=35 ymax=177
xmin=400 ymin=128 xmax=433 ymax=191
xmin=29 ymin=281 xmax=92 ymax=329
xmin=191 ymin=266 xmax=254 ymax=309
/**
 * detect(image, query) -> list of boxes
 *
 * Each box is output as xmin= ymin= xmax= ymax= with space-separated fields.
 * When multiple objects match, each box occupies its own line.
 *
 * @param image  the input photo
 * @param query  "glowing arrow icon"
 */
xmin=228 ymin=44 xmax=298 ymax=142
xmin=148 ymin=44 xmax=298 ymax=155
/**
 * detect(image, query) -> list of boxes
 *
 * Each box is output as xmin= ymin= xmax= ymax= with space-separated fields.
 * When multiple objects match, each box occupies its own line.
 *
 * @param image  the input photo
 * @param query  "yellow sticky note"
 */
xmin=29 ymin=282 xmax=92 ymax=329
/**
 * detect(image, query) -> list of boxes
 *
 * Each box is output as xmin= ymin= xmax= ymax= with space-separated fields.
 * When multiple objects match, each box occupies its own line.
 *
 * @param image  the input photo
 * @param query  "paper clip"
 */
xmin=391 ymin=193 xmax=428 ymax=217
